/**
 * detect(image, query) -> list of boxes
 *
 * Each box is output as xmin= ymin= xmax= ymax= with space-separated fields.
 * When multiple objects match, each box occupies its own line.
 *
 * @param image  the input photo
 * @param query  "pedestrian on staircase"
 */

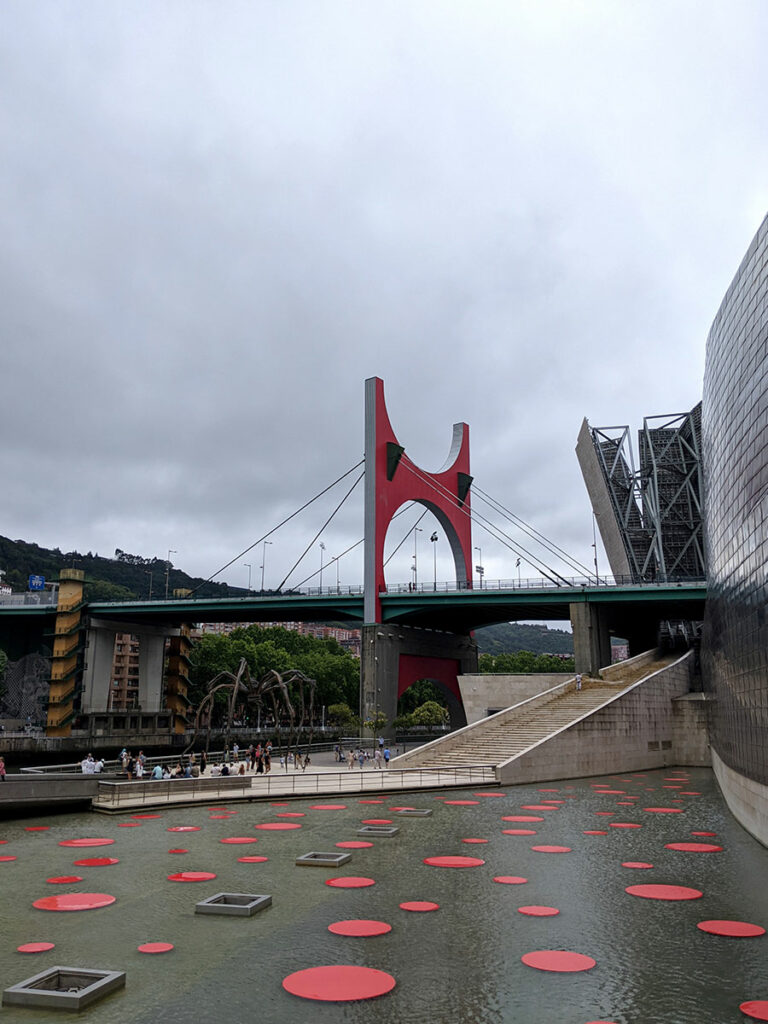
xmin=576 ymin=673 xmax=582 ymax=691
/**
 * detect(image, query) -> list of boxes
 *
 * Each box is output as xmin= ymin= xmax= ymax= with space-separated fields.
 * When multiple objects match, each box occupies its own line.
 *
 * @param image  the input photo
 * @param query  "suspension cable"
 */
xmin=383 ymin=506 xmax=430 ymax=567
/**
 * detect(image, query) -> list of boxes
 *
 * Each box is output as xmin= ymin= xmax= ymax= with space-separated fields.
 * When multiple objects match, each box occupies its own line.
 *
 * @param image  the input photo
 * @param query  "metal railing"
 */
xmin=0 ymin=591 xmax=58 ymax=607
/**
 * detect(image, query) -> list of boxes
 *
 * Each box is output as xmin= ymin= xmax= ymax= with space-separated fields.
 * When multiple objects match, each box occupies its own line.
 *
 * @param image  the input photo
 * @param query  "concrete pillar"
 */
xmin=137 ymin=633 xmax=167 ymax=712
xmin=570 ymin=602 xmax=612 ymax=676
xmin=81 ymin=625 xmax=118 ymax=713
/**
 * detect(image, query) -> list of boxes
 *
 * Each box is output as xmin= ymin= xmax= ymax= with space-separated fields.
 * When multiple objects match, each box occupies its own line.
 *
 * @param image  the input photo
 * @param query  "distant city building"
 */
xmin=198 ymin=620 xmax=361 ymax=657
xmin=0 ymin=570 xmax=11 ymax=596
xmin=108 ymin=632 xmax=140 ymax=711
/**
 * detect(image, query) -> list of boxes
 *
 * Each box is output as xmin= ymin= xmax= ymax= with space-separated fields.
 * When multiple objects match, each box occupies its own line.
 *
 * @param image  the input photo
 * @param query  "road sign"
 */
xmin=28 ymin=575 xmax=45 ymax=591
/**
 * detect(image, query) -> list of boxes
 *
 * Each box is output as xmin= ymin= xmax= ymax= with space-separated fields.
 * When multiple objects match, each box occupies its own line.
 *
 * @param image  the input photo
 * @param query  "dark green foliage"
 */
xmin=474 ymin=621 xmax=574 ymax=655
xmin=397 ymin=678 xmax=444 ymax=716
xmin=478 ymin=650 xmax=575 ymax=673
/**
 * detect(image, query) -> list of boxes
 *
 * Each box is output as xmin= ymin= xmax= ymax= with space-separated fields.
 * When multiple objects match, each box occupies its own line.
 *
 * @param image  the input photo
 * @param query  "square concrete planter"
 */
xmin=357 ymin=825 xmax=400 ymax=837
xmin=295 ymin=851 xmax=352 ymax=867
xmin=395 ymin=808 xmax=433 ymax=817
xmin=3 ymin=966 xmax=125 ymax=1011
xmin=195 ymin=892 xmax=272 ymax=917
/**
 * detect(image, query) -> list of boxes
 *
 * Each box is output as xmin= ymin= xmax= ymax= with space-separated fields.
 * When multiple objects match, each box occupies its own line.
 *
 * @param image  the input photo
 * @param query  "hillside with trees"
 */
xmin=474 ymin=621 xmax=574 ymax=655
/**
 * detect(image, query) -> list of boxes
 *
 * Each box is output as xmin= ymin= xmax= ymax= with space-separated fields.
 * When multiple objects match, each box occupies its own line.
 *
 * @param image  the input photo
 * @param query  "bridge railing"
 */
xmin=0 ymin=591 xmax=58 ymax=607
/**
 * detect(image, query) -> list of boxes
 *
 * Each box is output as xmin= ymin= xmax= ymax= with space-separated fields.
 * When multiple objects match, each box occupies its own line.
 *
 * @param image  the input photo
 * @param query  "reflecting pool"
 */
xmin=0 ymin=767 xmax=766 ymax=1023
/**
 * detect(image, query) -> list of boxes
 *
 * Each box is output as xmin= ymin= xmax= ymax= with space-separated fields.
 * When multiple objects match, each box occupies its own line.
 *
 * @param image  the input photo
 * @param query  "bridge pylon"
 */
xmin=362 ymin=377 xmax=477 ymax=730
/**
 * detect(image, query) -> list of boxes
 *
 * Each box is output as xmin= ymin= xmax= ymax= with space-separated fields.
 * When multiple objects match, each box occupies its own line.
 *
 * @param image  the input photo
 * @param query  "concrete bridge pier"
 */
xmin=570 ymin=602 xmax=612 ymax=676
xmin=81 ymin=618 xmax=176 ymax=714
xmin=361 ymin=623 xmax=477 ymax=732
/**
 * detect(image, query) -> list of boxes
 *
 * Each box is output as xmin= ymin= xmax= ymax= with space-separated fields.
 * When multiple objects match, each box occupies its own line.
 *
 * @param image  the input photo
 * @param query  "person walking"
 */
xmin=575 ymin=673 xmax=582 ymax=691
xmin=0 ymin=756 xmax=6 ymax=781
xmin=383 ymin=746 xmax=391 ymax=768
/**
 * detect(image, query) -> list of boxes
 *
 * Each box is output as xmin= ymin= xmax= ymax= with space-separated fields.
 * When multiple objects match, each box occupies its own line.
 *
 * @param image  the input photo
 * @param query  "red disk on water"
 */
xmin=609 ymin=823 xmax=642 ymax=829
xmin=521 ymin=950 xmax=596 ymax=973
xmin=270 ymin=802 xmax=289 ymax=807
xmin=220 ymin=837 xmax=259 ymax=844
xmin=311 ymin=804 xmax=347 ymax=810
xmin=494 ymin=876 xmax=527 ymax=885
xmin=359 ymin=799 xmax=384 ymax=804
xmin=24 ymin=826 xmax=49 ymax=831
xmin=462 ymin=838 xmax=489 ymax=844
xmin=741 ymin=1001 xmax=768 ymax=1021
xmin=336 ymin=841 xmax=373 ymax=849
xmin=0 ymin=855 xmax=17 ymax=862
xmin=400 ymin=901 xmax=440 ymax=911
xmin=691 ymin=831 xmax=717 ymax=837
xmin=665 ymin=842 xmax=723 ymax=853
xmin=502 ymin=815 xmax=543 ymax=823
xmin=423 ymin=856 xmax=485 ymax=868
xmin=167 ymin=872 xmax=217 ymax=882
xmin=697 ymin=920 xmax=766 ymax=937
xmin=73 ymin=857 xmax=119 ymax=867
xmin=443 ymin=800 xmax=479 ymax=806
xmin=118 ymin=822 xmax=142 ymax=828
xmin=503 ymin=829 xmax=537 ymax=836
xmin=518 ymin=905 xmax=559 ymax=917
xmin=326 ymin=876 xmax=376 ymax=888
xmin=237 ymin=855 xmax=269 ymax=863
xmin=33 ymin=893 xmax=116 ymax=912
xmin=531 ymin=846 xmax=571 ymax=854
xmin=138 ymin=942 xmax=174 ymax=953
xmin=166 ymin=826 xmax=201 ymax=832
xmin=58 ymin=838 xmax=115 ymax=847
xmin=362 ymin=819 xmax=393 ymax=825
xmin=474 ymin=792 xmax=506 ymax=797
xmin=282 ymin=964 xmax=396 ymax=1002
xmin=595 ymin=790 xmax=625 ymax=795
xmin=679 ymin=791 xmax=701 ymax=796
xmin=276 ymin=812 xmax=306 ymax=818
xmin=254 ymin=822 xmax=301 ymax=831
xmin=328 ymin=919 xmax=392 ymax=937
xmin=17 ymin=942 xmax=55 ymax=953
xmin=388 ymin=807 xmax=415 ymax=812
xmin=209 ymin=815 xmax=231 ymax=820
xmin=538 ymin=788 xmax=559 ymax=792
xmin=583 ymin=831 xmax=607 ymax=835
xmin=132 ymin=814 xmax=161 ymax=819
xmin=625 ymin=884 xmax=702 ymax=901
xmin=622 ymin=862 xmax=654 ymax=869
xmin=595 ymin=812 xmax=615 ymax=816
xmin=643 ymin=807 xmax=683 ymax=814
xmin=168 ymin=849 xmax=188 ymax=854
xmin=520 ymin=805 xmax=558 ymax=811
xmin=47 ymin=876 xmax=83 ymax=884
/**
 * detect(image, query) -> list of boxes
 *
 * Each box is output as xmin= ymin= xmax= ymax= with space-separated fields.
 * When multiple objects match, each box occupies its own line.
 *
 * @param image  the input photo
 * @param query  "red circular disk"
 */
xmin=58 ymin=838 xmax=114 ymax=847
xmin=643 ymin=807 xmax=683 ymax=814
xmin=269 ymin=802 xmax=289 ymax=806
xmin=73 ymin=857 xmax=119 ymax=867
xmin=237 ymin=855 xmax=269 ymax=863
xmin=474 ymin=792 xmax=506 ymax=797
xmin=359 ymin=799 xmax=384 ymax=804
xmin=328 ymin=919 xmax=392 ymax=937
xmin=609 ymin=823 xmax=642 ymax=829
xmin=33 ymin=893 xmax=116 ymax=911
xmin=538 ymin=788 xmax=559 ymax=792
xmin=400 ymin=901 xmax=440 ymax=911
xmin=167 ymin=872 xmax=217 ymax=882
xmin=219 ymin=837 xmax=259 ymax=844
xmin=494 ymin=876 xmax=527 ymax=884
xmin=336 ymin=841 xmax=374 ymax=849
xmin=665 ymin=842 xmax=723 ymax=853
xmin=520 ymin=805 xmax=558 ymax=811
xmin=518 ymin=905 xmax=560 ymax=916
xmin=282 ymin=964 xmax=395 ymax=1002
xmin=168 ymin=849 xmax=188 ymax=854
xmin=583 ymin=830 xmax=607 ymax=835
xmin=362 ymin=819 xmax=392 ymax=825
xmin=521 ymin=950 xmax=596 ymax=972
xmin=132 ymin=814 xmax=161 ymax=819
xmin=166 ymin=826 xmax=201 ymax=832
xmin=443 ymin=800 xmax=479 ymax=806
xmin=209 ymin=815 xmax=231 ymax=820
xmin=503 ymin=829 xmax=537 ymax=836
xmin=616 ymin=802 xmax=636 ymax=806
xmin=423 ymin=856 xmax=485 ymax=868
xmin=502 ymin=815 xmax=543 ymax=822
xmin=625 ymin=884 xmax=702 ymax=901
xmin=595 ymin=812 xmax=615 ymax=816
xmin=311 ymin=804 xmax=347 ymax=810
xmin=18 ymin=941 xmax=55 ymax=953
xmin=679 ymin=791 xmax=701 ymax=796
xmin=691 ymin=831 xmax=717 ymax=837
xmin=325 ymin=876 xmax=375 ymax=888
xmin=0 ymin=840 xmax=6 ymax=844
xmin=0 ymin=855 xmax=17 ymax=862
xmin=531 ymin=845 xmax=571 ymax=854
xmin=276 ymin=812 xmax=306 ymax=818
xmin=47 ymin=875 xmax=83 ymax=884
xmin=388 ymin=806 xmax=415 ymax=812
xmin=663 ymin=784 xmax=683 ymax=789
xmin=254 ymin=822 xmax=301 ymax=831
xmin=622 ymin=862 xmax=654 ymax=869
xmin=118 ymin=822 xmax=142 ymax=828
xmin=741 ymin=1001 xmax=768 ymax=1021
xmin=697 ymin=920 xmax=766 ymax=937
xmin=595 ymin=790 xmax=625 ymax=795
xmin=24 ymin=826 xmax=49 ymax=831
xmin=138 ymin=942 xmax=174 ymax=953
xmin=462 ymin=838 xmax=489 ymax=844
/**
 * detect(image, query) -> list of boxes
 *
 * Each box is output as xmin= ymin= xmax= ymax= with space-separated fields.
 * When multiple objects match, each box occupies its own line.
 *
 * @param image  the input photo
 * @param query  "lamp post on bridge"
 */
xmin=334 ymin=555 xmax=340 ymax=592
xmin=260 ymin=540 xmax=272 ymax=592
xmin=474 ymin=546 xmax=484 ymax=589
xmin=430 ymin=531 xmax=438 ymax=590
xmin=412 ymin=526 xmax=422 ymax=590
xmin=319 ymin=541 xmax=326 ymax=592
xmin=516 ymin=557 xmax=521 ymax=586
xmin=244 ymin=562 xmax=252 ymax=594
xmin=165 ymin=549 xmax=177 ymax=599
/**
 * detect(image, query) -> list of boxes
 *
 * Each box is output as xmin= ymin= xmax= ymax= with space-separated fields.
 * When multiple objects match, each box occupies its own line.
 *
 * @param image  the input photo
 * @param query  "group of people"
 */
xmin=341 ymin=744 xmax=391 ymax=769
xmin=80 ymin=753 xmax=105 ymax=774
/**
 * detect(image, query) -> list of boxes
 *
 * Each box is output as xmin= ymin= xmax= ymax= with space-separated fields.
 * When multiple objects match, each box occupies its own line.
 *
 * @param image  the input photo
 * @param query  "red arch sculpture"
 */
xmin=363 ymin=377 xmax=473 ymax=624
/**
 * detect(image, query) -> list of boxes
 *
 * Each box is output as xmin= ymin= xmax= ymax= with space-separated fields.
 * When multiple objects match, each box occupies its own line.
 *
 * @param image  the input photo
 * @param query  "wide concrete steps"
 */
xmin=401 ymin=684 xmax=619 ymax=769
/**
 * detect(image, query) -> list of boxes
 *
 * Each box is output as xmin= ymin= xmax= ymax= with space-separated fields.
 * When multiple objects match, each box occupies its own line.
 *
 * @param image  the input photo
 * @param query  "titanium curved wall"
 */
xmin=701 ymin=214 xmax=768 ymax=794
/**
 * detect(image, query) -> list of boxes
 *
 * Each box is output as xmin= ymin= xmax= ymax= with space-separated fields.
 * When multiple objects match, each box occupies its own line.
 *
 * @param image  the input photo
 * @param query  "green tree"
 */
xmin=327 ymin=702 xmax=359 ymax=735
xmin=397 ymin=678 xmax=444 ymax=715
xmin=410 ymin=700 xmax=449 ymax=731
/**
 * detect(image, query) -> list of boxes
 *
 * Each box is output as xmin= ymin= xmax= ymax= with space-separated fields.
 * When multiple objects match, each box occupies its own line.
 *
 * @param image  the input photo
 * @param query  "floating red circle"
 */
xmin=400 ymin=901 xmax=440 ymax=911
xmin=47 ymin=875 xmax=83 ymax=884
xmin=276 ymin=812 xmax=306 ymax=818
xmin=609 ymin=823 xmax=642 ymax=829
xmin=691 ymin=831 xmax=717 ymax=837
xmin=595 ymin=790 xmax=625 ymax=795
xmin=325 ymin=876 xmax=375 ymax=888
xmin=132 ymin=814 xmax=161 ymax=819
xmin=643 ymin=807 xmax=683 ymax=813
xmin=362 ymin=819 xmax=392 ymax=825
xmin=494 ymin=876 xmax=527 ymax=884
xmin=58 ymin=838 xmax=115 ymax=847
xmin=311 ymin=804 xmax=347 ymax=810
xmin=168 ymin=849 xmax=188 ymax=854
xmin=518 ymin=905 xmax=559 ymax=916
xmin=502 ymin=815 xmax=543 ymax=823
xmin=474 ymin=792 xmax=506 ymax=797
xmin=625 ymin=884 xmax=702 ymax=901
xmin=0 ymin=855 xmax=17 ymax=862
xmin=118 ymin=823 xmax=142 ymax=828
xmin=17 ymin=941 xmax=55 ymax=953
xmin=595 ymin=812 xmax=615 ymax=816
xmin=462 ymin=838 xmax=489 ymax=844
xmin=209 ymin=815 xmax=231 ymax=820
xmin=34 ymin=893 xmax=116 ymax=911
xmin=665 ymin=842 xmax=723 ymax=853
xmin=521 ymin=950 xmax=596 ymax=972
xmin=423 ymin=856 xmax=484 ymax=868
xmin=531 ymin=846 xmax=571 ymax=854
xmin=679 ymin=791 xmax=701 ymax=796
xmin=336 ymin=841 xmax=373 ymax=849
xmin=282 ymin=965 xmax=395 ymax=1001
xmin=359 ymin=799 xmax=384 ymax=804
xmin=503 ymin=829 xmax=537 ymax=836
xmin=520 ymin=805 xmax=558 ymax=811
xmin=220 ymin=837 xmax=259 ymax=844
xmin=254 ymin=823 xmax=301 ymax=831
xmin=538 ymin=788 xmax=559 ymax=792
xmin=583 ymin=831 xmax=607 ymax=835
xmin=166 ymin=826 xmax=201 ymax=832
xmin=138 ymin=942 xmax=174 ymax=953
xmin=167 ymin=872 xmax=217 ymax=882
xmin=237 ymin=855 xmax=269 ymax=863
xmin=328 ymin=919 xmax=392 ymax=937
xmin=443 ymin=800 xmax=479 ymax=806
xmin=741 ymin=1001 xmax=768 ymax=1021
xmin=622 ymin=862 xmax=654 ymax=869
xmin=697 ymin=920 xmax=766 ymax=937
xmin=73 ymin=857 xmax=119 ymax=867
xmin=24 ymin=826 xmax=49 ymax=831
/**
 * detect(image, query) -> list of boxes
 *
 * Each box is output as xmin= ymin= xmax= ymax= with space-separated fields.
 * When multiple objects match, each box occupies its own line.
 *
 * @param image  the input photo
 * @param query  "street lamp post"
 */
xmin=165 ymin=549 xmax=177 ymax=599
xmin=319 ymin=541 xmax=326 ymax=591
xmin=260 ymin=540 xmax=272 ymax=592
xmin=474 ymin=546 xmax=483 ymax=589
xmin=334 ymin=556 xmax=340 ymax=592
xmin=430 ymin=531 xmax=438 ymax=590
xmin=244 ymin=562 xmax=252 ymax=594
xmin=516 ymin=557 xmax=521 ymax=586
xmin=412 ymin=526 xmax=422 ymax=589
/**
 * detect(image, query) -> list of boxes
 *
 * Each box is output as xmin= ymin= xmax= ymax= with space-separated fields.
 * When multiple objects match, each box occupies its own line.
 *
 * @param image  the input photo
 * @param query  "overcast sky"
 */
xmin=2 ymin=1 xmax=766 ymax=596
